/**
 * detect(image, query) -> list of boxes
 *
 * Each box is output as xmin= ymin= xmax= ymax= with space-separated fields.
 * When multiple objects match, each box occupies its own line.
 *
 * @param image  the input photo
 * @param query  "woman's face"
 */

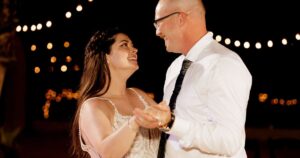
xmin=107 ymin=33 xmax=139 ymax=72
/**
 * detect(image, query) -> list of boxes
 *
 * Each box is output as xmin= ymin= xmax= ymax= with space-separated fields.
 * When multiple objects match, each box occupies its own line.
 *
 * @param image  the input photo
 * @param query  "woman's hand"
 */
xmin=133 ymin=101 xmax=171 ymax=129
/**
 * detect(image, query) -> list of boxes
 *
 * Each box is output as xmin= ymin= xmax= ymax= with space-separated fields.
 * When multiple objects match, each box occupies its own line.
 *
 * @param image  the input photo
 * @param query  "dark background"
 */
xmin=1 ymin=0 xmax=299 ymax=157
xmin=17 ymin=0 xmax=300 ymax=126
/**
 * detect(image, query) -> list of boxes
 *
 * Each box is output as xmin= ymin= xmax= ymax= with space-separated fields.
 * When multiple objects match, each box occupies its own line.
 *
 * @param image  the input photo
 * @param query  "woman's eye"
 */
xmin=121 ymin=43 xmax=128 ymax=47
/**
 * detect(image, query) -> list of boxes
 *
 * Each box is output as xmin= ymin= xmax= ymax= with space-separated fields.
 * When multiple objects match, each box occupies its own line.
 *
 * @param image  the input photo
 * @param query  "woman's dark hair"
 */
xmin=71 ymin=27 xmax=126 ymax=158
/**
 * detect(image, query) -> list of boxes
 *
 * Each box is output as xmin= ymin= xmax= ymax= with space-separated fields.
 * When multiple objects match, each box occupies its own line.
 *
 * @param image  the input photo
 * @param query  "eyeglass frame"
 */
xmin=153 ymin=12 xmax=181 ymax=29
xmin=153 ymin=6 xmax=199 ymax=29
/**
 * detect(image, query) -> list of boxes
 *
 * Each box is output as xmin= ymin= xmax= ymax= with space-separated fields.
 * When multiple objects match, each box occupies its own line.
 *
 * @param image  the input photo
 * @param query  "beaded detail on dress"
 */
xmin=79 ymin=88 xmax=160 ymax=158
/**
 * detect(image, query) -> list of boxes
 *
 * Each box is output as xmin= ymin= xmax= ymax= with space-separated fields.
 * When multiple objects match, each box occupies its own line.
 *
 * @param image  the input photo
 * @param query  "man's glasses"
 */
xmin=153 ymin=12 xmax=180 ymax=29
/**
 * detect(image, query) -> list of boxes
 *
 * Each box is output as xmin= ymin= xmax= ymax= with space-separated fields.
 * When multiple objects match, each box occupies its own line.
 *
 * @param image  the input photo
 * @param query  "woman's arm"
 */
xmin=80 ymin=99 xmax=139 ymax=158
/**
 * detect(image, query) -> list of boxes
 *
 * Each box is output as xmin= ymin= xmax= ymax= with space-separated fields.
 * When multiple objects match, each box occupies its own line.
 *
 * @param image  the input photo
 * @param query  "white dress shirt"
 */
xmin=163 ymin=32 xmax=252 ymax=158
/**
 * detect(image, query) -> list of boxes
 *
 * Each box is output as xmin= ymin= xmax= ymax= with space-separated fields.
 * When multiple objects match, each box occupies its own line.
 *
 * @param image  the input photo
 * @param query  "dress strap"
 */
xmin=78 ymin=108 xmax=95 ymax=155
xmin=78 ymin=124 xmax=90 ymax=151
xmin=78 ymin=127 xmax=101 ymax=158
xmin=129 ymin=88 xmax=150 ymax=108
xmin=96 ymin=97 xmax=119 ymax=115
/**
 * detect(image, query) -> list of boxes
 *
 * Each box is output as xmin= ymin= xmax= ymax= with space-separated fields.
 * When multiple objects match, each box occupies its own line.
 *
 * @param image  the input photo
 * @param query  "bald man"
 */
xmin=134 ymin=0 xmax=252 ymax=158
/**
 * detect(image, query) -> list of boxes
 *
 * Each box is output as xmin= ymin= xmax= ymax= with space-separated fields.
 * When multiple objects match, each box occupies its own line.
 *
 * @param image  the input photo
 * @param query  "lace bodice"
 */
xmin=79 ymin=88 xmax=160 ymax=158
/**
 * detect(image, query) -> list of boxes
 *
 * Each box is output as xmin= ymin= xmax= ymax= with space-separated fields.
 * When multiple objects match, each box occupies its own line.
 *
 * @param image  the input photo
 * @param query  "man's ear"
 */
xmin=178 ymin=13 xmax=187 ymax=26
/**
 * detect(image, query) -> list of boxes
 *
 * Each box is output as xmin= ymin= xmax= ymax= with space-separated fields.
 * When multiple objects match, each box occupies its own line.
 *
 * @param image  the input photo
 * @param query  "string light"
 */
xmin=243 ymin=41 xmax=250 ymax=49
xmin=31 ymin=44 xmax=37 ymax=51
xmin=258 ymin=93 xmax=298 ymax=107
xmin=61 ymin=65 xmax=68 ymax=72
xmin=16 ymin=0 xmax=93 ymax=32
xmin=215 ymin=35 xmax=222 ymax=42
xmin=214 ymin=32 xmax=299 ymax=49
xmin=46 ymin=21 xmax=52 ymax=28
xmin=282 ymin=38 xmax=288 ymax=45
xmin=76 ymin=4 xmax=83 ymax=12
xmin=34 ymin=67 xmax=41 ymax=74
xmin=66 ymin=56 xmax=72 ymax=63
xmin=296 ymin=33 xmax=300 ymax=40
xmin=15 ymin=26 xmax=21 ymax=32
xmin=29 ymin=40 xmax=81 ymax=73
xmin=50 ymin=56 xmax=57 ymax=63
xmin=16 ymin=0 xmax=299 ymax=50
xmin=22 ymin=25 xmax=28 ymax=32
xmin=65 ymin=11 xmax=72 ymax=19
xmin=267 ymin=40 xmax=273 ymax=48
xmin=255 ymin=42 xmax=262 ymax=49
xmin=47 ymin=42 xmax=53 ymax=50
xmin=63 ymin=41 xmax=70 ymax=48
xmin=224 ymin=38 xmax=231 ymax=45
xmin=29 ymin=30 xmax=299 ymax=75
xmin=43 ymin=89 xmax=79 ymax=119
xmin=36 ymin=23 xmax=43 ymax=30
xmin=234 ymin=40 xmax=241 ymax=47
xmin=30 ymin=25 xmax=37 ymax=31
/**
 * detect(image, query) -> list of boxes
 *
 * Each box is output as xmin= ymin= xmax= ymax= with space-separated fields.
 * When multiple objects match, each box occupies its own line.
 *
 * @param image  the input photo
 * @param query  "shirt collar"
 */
xmin=185 ymin=31 xmax=214 ymax=62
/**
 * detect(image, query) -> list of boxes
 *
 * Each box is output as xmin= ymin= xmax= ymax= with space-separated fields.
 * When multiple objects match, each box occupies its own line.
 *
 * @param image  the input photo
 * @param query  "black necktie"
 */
xmin=157 ymin=59 xmax=192 ymax=158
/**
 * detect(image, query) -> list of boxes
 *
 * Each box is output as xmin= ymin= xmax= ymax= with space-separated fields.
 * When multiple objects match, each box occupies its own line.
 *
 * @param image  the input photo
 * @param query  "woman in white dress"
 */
xmin=71 ymin=27 xmax=160 ymax=158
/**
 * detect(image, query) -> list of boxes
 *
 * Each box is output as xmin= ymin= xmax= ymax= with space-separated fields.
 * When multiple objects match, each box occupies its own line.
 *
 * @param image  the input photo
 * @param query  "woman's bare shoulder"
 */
xmin=81 ymin=97 xmax=114 ymax=117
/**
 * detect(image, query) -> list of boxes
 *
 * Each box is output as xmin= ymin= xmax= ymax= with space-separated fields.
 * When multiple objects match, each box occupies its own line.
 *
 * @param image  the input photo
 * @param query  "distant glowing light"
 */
xmin=258 ymin=93 xmax=268 ymax=102
xmin=37 ymin=23 xmax=43 ymax=30
xmin=224 ymin=38 xmax=231 ymax=45
xmin=279 ymin=99 xmax=285 ymax=105
xmin=31 ymin=45 xmax=37 ymax=51
xmin=243 ymin=41 xmax=250 ymax=49
xmin=267 ymin=40 xmax=273 ymax=47
xmin=215 ymin=35 xmax=222 ymax=42
xmin=30 ymin=25 xmax=36 ymax=31
xmin=64 ymin=41 xmax=70 ymax=48
xmin=46 ymin=21 xmax=52 ymax=28
xmin=66 ymin=56 xmax=72 ymax=63
xmin=47 ymin=43 xmax=53 ymax=50
xmin=65 ymin=11 xmax=72 ymax=18
xmin=16 ymin=25 xmax=22 ymax=32
xmin=281 ymin=38 xmax=288 ymax=45
xmin=271 ymin=98 xmax=279 ymax=105
xmin=74 ymin=65 xmax=80 ymax=71
xmin=22 ymin=25 xmax=28 ymax=32
xmin=76 ymin=5 xmax=83 ymax=12
xmin=50 ymin=56 xmax=57 ymax=63
xmin=255 ymin=42 xmax=262 ymax=49
xmin=234 ymin=40 xmax=241 ymax=47
xmin=61 ymin=65 xmax=68 ymax=72
xmin=295 ymin=33 xmax=300 ymax=40
xmin=34 ymin=67 xmax=41 ymax=74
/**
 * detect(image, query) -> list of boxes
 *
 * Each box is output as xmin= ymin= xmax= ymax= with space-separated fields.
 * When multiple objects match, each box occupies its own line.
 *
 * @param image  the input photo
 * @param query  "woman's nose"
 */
xmin=131 ymin=47 xmax=138 ymax=53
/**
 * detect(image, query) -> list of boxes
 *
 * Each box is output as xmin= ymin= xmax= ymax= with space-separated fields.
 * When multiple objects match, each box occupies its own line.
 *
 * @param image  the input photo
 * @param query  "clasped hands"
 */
xmin=133 ymin=101 xmax=171 ymax=129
